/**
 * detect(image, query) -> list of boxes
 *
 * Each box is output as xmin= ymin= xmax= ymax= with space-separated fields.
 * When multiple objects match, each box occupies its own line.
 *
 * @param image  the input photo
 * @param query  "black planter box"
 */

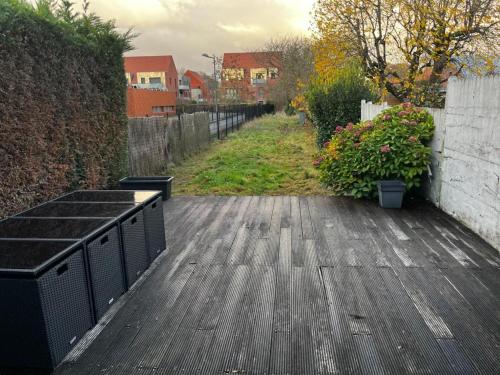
xmin=119 ymin=176 xmax=174 ymax=201
xmin=142 ymin=196 xmax=166 ymax=262
xmin=54 ymin=190 xmax=166 ymax=264
xmin=0 ymin=217 xmax=126 ymax=321
xmin=0 ymin=240 xmax=93 ymax=369
xmin=16 ymin=201 xmax=150 ymax=289
xmin=377 ymin=180 xmax=406 ymax=208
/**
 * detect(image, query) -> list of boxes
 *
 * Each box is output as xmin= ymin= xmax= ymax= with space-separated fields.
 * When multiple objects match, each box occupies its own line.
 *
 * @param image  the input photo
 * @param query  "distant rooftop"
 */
xmin=124 ymin=55 xmax=176 ymax=73
xmin=222 ymin=52 xmax=282 ymax=69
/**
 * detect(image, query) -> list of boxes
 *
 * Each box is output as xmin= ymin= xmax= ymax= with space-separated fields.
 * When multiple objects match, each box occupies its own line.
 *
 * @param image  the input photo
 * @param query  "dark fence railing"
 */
xmin=176 ymin=103 xmax=275 ymax=139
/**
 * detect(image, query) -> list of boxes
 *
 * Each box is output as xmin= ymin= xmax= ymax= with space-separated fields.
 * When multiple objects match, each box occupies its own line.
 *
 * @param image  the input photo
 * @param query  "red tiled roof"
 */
xmin=222 ymin=52 xmax=282 ymax=69
xmin=124 ymin=55 xmax=176 ymax=73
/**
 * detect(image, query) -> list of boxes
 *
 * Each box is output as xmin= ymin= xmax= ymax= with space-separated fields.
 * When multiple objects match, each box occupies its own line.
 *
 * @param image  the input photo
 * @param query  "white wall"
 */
xmin=361 ymin=77 xmax=500 ymax=251
xmin=439 ymin=77 xmax=500 ymax=250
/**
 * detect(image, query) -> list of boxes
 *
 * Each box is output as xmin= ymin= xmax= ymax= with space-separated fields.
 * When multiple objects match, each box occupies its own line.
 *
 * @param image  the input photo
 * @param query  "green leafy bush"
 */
xmin=307 ymin=63 xmax=378 ymax=146
xmin=314 ymin=103 xmax=434 ymax=198
xmin=0 ymin=0 xmax=133 ymax=218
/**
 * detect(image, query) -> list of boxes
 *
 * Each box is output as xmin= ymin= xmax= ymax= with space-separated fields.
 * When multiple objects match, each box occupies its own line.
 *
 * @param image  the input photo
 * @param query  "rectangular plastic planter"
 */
xmin=119 ymin=176 xmax=174 ymax=201
xmin=142 ymin=195 xmax=167 ymax=262
xmin=377 ymin=180 xmax=406 ymax=208
xmin=0 ymin=217 xmax=126 ymax=321
xmin=0 ymin=240 xmax=93 ymax=369
xmin=16 ymin=201 xmax=150 ymax=289
xmin=54 ymin=190 xmax=166 ymax=264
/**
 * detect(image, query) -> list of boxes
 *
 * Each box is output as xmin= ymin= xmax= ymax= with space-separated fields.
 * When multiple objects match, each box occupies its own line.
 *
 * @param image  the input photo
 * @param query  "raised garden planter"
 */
xmin=377 ymin=180 xmax=406 ymax=209
xmin=0 ymin=239 xmax=93 ymax=369
xmin=17 ymin=201 xmax=150 ymax=289
xmin=119 ymin=176 xmax=174 ymax=201
xmin=55 ymin=190 xmax=166 ymax=263
xmin=0 ymin=217 xmax=126 ymax=321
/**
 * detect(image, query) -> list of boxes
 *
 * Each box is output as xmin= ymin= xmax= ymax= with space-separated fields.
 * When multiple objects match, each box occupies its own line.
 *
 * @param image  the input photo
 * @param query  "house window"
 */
xmin=270 ymin=71 xmax=277 ymax=79
xmin=149 ymin=77 xmax=162 ymax=84
xmin=140 ymin=77 xmax=146 ymax=84
xmin=255 ymin=73 xmax=265 ymax=80
xmin=226 ymin=88 xmax=237 ymax=98
xmin=152 ymin=106 xmax=174 ymax=113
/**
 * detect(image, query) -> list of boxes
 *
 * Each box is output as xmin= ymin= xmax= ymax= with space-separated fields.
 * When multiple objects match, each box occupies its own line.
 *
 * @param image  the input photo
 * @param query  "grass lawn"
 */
xmin=169 ymin=113 xmax=329 ymax=196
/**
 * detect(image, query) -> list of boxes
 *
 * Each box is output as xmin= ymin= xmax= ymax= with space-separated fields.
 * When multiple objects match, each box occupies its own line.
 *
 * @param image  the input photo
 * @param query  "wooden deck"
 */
xmin=52 ymin=196 xmax=500 ymax=375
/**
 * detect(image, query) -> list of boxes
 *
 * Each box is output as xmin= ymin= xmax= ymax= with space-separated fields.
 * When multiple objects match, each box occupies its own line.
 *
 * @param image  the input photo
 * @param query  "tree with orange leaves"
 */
xmin=313 ymin=0 xmax=500 ymax=106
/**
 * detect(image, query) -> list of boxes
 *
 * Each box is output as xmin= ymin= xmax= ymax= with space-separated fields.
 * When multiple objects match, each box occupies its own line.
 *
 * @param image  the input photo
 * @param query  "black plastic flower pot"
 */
xmin=377 ymin=180 xmax=406 ymax=209
xmin=119 ymin=177 xmax=174 ymax=201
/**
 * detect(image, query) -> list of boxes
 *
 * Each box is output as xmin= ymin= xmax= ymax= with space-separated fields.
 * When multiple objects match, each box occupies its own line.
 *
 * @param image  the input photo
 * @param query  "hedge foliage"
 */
xmin=0 ymin=0 xmax=133 ymax=218
xmin=314 ymin=103 xmax=434 ymax=198
xmin=307 ymin=63 xmax=378 ymax=146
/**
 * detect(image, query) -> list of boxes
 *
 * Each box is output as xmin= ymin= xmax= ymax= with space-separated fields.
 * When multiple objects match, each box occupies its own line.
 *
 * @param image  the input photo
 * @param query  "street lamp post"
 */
xmin=202 ymin=53 xmax=220 ymax=139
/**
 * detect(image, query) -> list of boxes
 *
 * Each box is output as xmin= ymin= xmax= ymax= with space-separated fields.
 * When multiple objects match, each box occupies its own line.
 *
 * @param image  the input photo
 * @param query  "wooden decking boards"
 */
xmin=41 ymin=197 xmax=500 ymax=374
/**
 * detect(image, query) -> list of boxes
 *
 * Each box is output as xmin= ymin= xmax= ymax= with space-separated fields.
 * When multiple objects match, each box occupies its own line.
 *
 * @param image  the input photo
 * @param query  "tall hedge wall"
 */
xmin=0 ymin=1 xmax=131 ymax=218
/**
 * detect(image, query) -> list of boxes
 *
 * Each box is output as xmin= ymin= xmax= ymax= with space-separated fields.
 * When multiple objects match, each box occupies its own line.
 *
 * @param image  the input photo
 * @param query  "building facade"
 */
xmin=184 ymin=70 xmax=211 ymax=103
xmin=124 ymin=55 xmax=178 ymax=117
xmin=221 ymin=52 xmax=281 ymax=103
xmin=126 ymin=87 xmax=176 ymax=117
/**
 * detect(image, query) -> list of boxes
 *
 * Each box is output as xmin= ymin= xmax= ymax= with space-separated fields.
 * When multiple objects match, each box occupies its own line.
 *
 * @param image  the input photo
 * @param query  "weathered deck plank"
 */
xmin=28 ymin=196 xmax=498 ymax=375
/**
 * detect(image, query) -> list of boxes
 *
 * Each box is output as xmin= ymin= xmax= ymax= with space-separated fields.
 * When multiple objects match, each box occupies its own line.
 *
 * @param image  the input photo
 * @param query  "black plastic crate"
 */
xmin=15 ymin=201 xmax=150 ymax=289
xmin=16 ymin=202 xmax=136 ymax=219
xmin=53 ymin=190 xmax=165 ymax=265
xmin=0 ymin=217 xmax=126 ymax=321
xmin=120 ymin=210 xmax=149 ymax=287
xmin=119 ymin=176 xmax=174 ymax=201
xmin=86 ymin=226 xmax=126 ymax=319
xmin=143 ymin=196 xmax=166 ymax=262
xmin=0 ymin=240 xmax=93 ymax=369
xmin=54 ymin=190 xmax=161 ymax=205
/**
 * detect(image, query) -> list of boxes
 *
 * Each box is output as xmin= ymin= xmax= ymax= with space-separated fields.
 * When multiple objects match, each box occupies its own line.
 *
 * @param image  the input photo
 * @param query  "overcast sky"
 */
xmin=72 ymin=0 xmax=315 ymax=74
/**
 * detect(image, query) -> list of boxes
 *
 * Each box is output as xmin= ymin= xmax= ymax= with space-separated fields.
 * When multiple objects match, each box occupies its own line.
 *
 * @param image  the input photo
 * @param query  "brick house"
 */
xmin=124 ymin=55 xmax=179 ymax=117
xmin=221 ymin=52 xmax=281 ymax=103
xmin=124 ymin=55 xmax=179 ymax=93
xmin=126 ymin=87 xmax=176 ymax=117
xmin=184 ymin=70 xmax=211 ymax=103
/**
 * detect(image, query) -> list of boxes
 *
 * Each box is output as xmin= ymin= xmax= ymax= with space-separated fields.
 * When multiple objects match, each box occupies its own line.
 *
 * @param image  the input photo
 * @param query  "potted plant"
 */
xmin=377 ymin=180 xmax=406 ymax=208
xmin=313 ymin=102 xmax=435 ymax=208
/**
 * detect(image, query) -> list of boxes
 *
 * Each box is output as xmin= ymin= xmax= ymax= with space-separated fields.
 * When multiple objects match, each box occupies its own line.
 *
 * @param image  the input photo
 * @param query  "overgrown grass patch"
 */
xmin=169 ymin=114 xmax=328 ymax=196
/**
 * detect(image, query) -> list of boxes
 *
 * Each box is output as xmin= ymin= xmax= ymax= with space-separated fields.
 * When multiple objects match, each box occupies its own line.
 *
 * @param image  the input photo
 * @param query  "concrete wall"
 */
xmin=361 ymin=77 xmax=500 ymax=250
xmin=128 ymin=112 xmax=210 ymax=176
xmin=439 ymin=77 xmax=500 ymax=250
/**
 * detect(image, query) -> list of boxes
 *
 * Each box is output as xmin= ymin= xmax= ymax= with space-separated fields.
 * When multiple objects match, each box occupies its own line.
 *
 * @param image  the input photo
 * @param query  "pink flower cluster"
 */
xmin=345 ymin=122 xmax=354 ymax=131
xmin=335 ymin=126 xmax=344 ymax=133
xmin=313 ymin=156 xmax=324 ymax=167
xmin=401 ymin=102 xmax=413 ymax=109
xmin=380 ymin=144 xmax=391 ymax=153
xmin=323 ymin=141 xmax=330 ymax=148
xmin=383 ymin=114 xmax=392 ymax=121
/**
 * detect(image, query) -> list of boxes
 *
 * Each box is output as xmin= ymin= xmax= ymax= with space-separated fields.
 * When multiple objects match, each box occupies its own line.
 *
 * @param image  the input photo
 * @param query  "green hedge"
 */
xmin=307 ymin=63 xmax=378 ymax=146
xmin=0 ymin=0 xmax=132 ymax=218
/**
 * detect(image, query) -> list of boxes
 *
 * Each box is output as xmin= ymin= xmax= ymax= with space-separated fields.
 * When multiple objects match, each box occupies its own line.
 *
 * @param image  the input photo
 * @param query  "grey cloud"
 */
xmin=78 ymin=0 xmax=312 ymax=72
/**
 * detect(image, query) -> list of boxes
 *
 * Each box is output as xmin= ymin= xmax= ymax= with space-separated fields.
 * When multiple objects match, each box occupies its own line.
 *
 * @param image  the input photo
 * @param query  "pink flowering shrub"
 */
xmin=314 ymin=103 xmax=434 ymax=198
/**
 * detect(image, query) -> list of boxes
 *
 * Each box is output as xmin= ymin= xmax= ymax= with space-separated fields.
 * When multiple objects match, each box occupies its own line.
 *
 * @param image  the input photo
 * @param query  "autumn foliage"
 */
xmin=312 ymin=0 xmax=500 ymax=106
